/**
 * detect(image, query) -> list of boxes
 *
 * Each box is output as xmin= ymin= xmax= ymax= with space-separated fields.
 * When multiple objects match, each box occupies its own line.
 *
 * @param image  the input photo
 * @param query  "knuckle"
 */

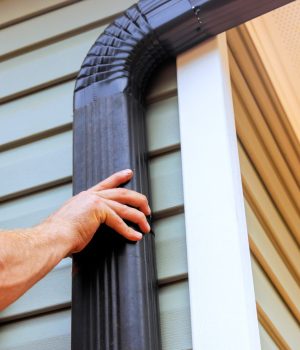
xmin=119 ymin=204 xmax=128 ymax=215
xmin=78 ymin=191 xmax=92 ymax=203
xmin=89 ymin=193 xmax=101 ymax=206
xmin=119 ymin=188 xmax=128 ymax=196
xmin=114 ymin=212 xmax=122 ymax=223
xmin=79 ymin=190 xmax=88 ymax=197
xmin=137 ymin=211 xmax=145 ymax=221
xmin=124 ymin=228 xmax=131 ymax=238
xmin=141 ymin=194 xmax=148 ymax=203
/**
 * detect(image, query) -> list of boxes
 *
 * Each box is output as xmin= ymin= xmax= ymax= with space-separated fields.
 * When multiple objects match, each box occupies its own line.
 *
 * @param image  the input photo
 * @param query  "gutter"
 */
xmin=72 ymin=1 xmax=294 ymax=349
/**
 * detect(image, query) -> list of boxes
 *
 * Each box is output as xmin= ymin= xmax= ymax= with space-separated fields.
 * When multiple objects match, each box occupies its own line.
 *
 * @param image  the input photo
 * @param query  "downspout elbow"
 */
xmin=74 ymin=0 xmax=203 ymax=109
xmin=74 ymin=0 xmax=295 ymax=109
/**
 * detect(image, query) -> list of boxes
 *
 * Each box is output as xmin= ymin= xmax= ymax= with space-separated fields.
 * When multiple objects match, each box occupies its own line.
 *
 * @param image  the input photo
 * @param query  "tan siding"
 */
xmin=259 ymin=325 xmax=280 ymax=350
xmin=228 ymin=27 xmax=300 ymax=245
xmin=229 ymin=26 xmax=300 ymax=349
xmin=252 ymin=258 xmax=300 ymax=349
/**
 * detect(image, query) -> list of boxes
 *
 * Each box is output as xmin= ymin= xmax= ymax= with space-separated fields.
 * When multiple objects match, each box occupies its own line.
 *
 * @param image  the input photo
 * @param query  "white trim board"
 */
xmin=176 ymin=34 xmax=261 ymax=350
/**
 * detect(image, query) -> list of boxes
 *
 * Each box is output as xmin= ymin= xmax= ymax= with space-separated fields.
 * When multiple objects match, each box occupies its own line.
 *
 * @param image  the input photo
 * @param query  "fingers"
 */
xmin=105 ymin=199 xmax=150 ymax=234
xmin=104 ymin=205 xmax=143 ymax=241
xmin=97 ymin=188 xmax=151 ymax=216
xmin=89 ymin=169 xmax=133 ymax=192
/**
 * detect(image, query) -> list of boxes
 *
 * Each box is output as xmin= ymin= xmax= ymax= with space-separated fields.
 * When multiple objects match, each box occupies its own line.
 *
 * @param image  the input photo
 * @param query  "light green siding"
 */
xmin=0 ymin=185 xmax=72 ymax=229
xmin=155 ymin=214 xmax=188 ymax=283
xmin=0 ymin=131 xmax=72 ymax=199
xmin=0 ymin=81 xmax=73 ymax=147
xmin=149 ymin=151 xmax=183 ymax=213
xmin=146 ymin=96 xmax=180 ymax=153
xmin=0 ymin=310 xmax=71 ymax=350
xmin=0 ymin=2 xmax=191 ymax=349
xmin=159 ymin=281 xmax=192 ymax=350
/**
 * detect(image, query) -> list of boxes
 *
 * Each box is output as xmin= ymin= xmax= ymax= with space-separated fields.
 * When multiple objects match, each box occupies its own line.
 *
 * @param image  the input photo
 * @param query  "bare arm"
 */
xmin=0 ymin=169 xmax=151 ymax=311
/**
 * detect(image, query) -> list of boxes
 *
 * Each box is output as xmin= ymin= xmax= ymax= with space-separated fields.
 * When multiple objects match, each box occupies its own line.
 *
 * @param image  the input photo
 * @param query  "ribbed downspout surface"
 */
xmin=72 ymin=1 xmax=294 ymax=349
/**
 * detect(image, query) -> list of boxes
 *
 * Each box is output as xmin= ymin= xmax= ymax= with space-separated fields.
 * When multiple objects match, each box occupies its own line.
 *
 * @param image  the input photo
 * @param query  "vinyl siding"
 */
xmin=0 ymin=2 xmax=191 ymax=349
xmin=238 ymin=143 xmax=300 ymax=349
xmin=0 ymin=0 xmax=79 ymax=29
xmin=259 ymin=325 xmax=280 ymax=350
xmin=228 ymin=27 xmax=300 ymax=349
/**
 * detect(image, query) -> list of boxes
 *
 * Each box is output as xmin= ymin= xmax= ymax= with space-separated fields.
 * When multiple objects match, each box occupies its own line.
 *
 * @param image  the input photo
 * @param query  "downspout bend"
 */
xmin=72 ymin=1 xmax=294 ymax=349
xmin=72 ymin=3 xmax=204 ymax=350
xmin=74 ymin=0 xmax=203 ymax=109
xmin=74 ymin=0 xmax=294 ymax=110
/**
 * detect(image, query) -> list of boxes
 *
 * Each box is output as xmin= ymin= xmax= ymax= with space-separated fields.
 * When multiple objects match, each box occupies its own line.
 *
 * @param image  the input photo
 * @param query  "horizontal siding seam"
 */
xmin=0 ymin=76 xmax=177 ymax=112
xmin=237 ymin=25 xmax=300 ymax=161
xmin=0 ymin=303 xmax=71 ymax=325
xmin=153 ymin=205 xmax=184 ymax=221
xmin=158 ymin=274 xmax=188 ymax=287
xmin=1 ymin=131 xmax=178 ymax=156
xmin=0 ymin=0 xmax=80 ymax=31
xmin=238 ymin=139 xmax=300 ymax=284
xmin=146 ymin=88 xmax=177 ymax=105
xmin=0 ymin=12 xmax=123 ymax=63
xmin=250 ymin=239 xmax=300 ymax=324
xmin=149 ymin=144 xmax=181 ymax=159
xmin=0 ymin=73 xmax=77 ymax=104
xmin=0 ymin=145 xmax=182 ymax=202
xmin=243 ymin=182 xmax=300 ymax=287
xmin=0 ymin=278 xmax=190 ymax=326
xmin=0 ymin=123 xmax=72 ymax=152
xmin=228 ymin=27 xmax=300 ymax=174
xmin=0 ymin=305 xmax=71 ymax=326
xmin=232 ymin=77 xmax=300 ymax=216
xmin=230 ymin=58 xmax=300 ymax=244
xmin=0 ymin=177 xmax=72 ymax=203
xmin=257 ymin=303 xmax=292 ymax=350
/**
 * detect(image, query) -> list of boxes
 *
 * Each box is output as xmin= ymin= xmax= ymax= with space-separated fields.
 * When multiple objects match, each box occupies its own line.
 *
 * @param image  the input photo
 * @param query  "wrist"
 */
xmin=36 ymin=218 xmax=74 ymax=259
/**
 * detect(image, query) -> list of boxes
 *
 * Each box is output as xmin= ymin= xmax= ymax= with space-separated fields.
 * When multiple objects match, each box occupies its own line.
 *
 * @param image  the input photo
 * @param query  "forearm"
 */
xmin=0 ymin=170 xmax=150 ymax=311
xmin=0 ymin=223 xmax=72 ymax=311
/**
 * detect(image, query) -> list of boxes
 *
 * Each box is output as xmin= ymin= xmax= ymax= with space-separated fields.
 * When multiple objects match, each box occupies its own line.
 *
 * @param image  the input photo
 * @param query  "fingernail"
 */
xmin=146 ymin=223 xmax=151 ymax=233
xmin=135 ymin=232 xmax=143 ymax=240
xmin=123 ymin=169 xmax=133 ymax=175
xmin=147 ymin=205 xmax=151 ymax=215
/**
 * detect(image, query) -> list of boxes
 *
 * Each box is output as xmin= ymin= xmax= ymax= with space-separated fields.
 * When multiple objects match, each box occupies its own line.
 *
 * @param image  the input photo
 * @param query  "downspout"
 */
xmin=72 ymin=1 xmax=293 ymax=349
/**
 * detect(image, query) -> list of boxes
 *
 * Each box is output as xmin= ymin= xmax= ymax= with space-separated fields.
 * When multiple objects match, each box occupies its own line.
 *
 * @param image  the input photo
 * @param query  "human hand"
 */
xmin=42 ymin=169 xmax=151 ymax=254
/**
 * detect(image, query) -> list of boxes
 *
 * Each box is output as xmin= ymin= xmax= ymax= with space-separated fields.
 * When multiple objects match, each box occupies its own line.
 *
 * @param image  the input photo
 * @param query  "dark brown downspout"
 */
xmin=72 ymin=1 xmax=294 ymax=349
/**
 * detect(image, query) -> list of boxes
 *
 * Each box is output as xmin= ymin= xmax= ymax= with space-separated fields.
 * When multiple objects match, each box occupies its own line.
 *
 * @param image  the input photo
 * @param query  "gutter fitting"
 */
xmin=72 ymin=1 xmax=294 ymax=350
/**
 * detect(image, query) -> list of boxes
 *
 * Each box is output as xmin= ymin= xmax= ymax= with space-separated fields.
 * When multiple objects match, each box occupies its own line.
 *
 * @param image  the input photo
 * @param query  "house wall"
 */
xmin=0 ymin=1 xmax=191 ymax=349
xmin=0 ymin=1 xmax=299 ymax=350
xmin=228 ymin=25 xmax=300 ymax=349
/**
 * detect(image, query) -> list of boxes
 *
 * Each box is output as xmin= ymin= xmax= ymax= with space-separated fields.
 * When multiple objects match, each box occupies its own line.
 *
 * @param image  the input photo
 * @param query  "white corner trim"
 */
xmin=176 ymin=34 xmax=261 ymax=350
